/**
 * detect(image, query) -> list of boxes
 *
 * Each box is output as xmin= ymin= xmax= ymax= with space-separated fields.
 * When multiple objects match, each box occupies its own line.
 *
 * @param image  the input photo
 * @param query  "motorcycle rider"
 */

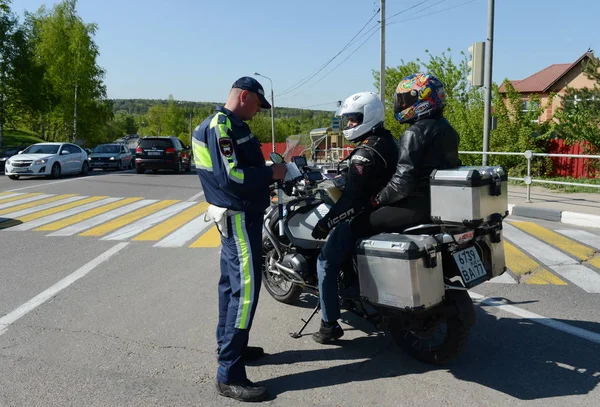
xmin=310 ymin=91 xmax=399 ymax=343
xmin=351 ymin=72 xmax=462 ymax=237
xmin=311 ymin=73 xmax=462 ymax=344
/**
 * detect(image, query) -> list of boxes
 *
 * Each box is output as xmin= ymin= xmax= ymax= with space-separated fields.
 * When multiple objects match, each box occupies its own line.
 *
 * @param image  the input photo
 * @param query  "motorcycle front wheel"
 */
xmin=261 ymin=242 xmax=303 ymax=304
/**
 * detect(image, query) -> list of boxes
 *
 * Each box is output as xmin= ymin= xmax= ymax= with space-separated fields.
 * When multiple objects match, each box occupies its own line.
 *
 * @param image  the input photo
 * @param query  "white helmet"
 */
xmin=337 ymin=92 xmax=384 ymax=142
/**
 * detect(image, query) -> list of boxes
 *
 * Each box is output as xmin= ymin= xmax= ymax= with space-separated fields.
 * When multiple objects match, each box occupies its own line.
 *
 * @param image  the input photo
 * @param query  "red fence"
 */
xmin=547 ymin=139 xmax=597 ymax=178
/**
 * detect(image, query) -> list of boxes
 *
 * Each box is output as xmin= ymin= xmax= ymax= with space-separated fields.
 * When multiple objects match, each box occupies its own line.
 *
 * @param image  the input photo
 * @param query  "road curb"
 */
xmin=508 ymin=204 xmax=600 ymax=229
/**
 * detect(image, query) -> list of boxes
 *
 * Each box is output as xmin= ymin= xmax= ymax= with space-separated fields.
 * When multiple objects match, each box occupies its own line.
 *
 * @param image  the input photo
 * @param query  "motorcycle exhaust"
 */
xmin=273 ymin=262 xmax=305 ymax=285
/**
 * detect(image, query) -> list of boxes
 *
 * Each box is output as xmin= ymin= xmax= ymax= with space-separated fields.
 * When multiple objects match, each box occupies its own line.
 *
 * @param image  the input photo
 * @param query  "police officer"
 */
xmin=193 ymin=76 xmax=286 ymax=402
xmin=310 ymin=91 xmax=399 ymax=343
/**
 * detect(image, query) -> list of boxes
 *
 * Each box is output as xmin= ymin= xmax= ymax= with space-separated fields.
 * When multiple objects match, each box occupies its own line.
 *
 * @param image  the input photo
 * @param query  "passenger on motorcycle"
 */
xmin=311 ymin=74 xmax=462 ymax=344
xmin=309 ymin=91 xmax=399 ymax=343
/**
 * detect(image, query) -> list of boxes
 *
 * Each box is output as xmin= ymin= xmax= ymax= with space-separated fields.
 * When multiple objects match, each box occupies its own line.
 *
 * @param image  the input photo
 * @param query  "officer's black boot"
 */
xmin=216 ymin=378 xmax=269 ymax=402
xmin=312 ymin=319 xmax=344 ymax=344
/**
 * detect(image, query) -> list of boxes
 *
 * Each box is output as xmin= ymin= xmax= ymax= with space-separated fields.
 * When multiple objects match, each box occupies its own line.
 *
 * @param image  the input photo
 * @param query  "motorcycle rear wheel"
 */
xmin=388 ymin=292 xmax=473 ymax=365
xmin=261 ymin=247 xmax=303 ymax=304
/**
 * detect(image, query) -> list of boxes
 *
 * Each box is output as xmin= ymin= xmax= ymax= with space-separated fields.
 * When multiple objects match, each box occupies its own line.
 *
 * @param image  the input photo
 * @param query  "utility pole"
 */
xmin=73 ymin=84 xmax=78 ymax=142
xmin=482 ymin=0 xmax=495 ymax=166
xmin=380 ymin=0 xmax=386 ymax=105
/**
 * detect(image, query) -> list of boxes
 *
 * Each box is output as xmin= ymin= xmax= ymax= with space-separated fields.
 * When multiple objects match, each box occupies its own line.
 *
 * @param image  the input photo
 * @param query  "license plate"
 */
xmin=12 ymin=168 xmax=27 ymax=173
xmin=147 ymin=151 xmax=161 ymax=156
xmin=453 ymin=246 xmax=487 ymax=285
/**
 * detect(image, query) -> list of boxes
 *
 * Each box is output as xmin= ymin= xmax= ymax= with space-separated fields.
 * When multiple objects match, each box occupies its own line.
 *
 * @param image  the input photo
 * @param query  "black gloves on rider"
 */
xmin=311 ymin=220 xmax=329 ymax=240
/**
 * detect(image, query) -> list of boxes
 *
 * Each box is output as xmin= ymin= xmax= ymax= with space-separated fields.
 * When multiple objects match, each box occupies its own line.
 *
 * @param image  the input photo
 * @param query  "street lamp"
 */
xmin=253 ymin=72 xmax=276 ymax=153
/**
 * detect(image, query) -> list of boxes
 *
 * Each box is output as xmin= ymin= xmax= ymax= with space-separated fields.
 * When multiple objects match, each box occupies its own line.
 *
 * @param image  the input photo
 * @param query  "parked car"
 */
xmin=135 ymin=136 xmax=191 ymax=174
xmin=88 ymin=143 xmax=133 ymax=170
xmin=4 ymin=142 xmax=89 ymax=180
xmin=0 ymin=145 xmax=30 ymax=173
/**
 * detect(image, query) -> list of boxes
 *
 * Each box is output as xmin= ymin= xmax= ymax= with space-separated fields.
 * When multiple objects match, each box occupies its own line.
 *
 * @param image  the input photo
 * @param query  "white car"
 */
xmin=4 ymin=142 xmax=89 ymax=180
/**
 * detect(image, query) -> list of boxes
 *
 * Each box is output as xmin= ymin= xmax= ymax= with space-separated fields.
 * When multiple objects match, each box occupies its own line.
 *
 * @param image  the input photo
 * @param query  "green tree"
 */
xmin=27 ymin=0 xmax=107 ymax=144
xmin=554 ymin=55 xmax=600 ymax=154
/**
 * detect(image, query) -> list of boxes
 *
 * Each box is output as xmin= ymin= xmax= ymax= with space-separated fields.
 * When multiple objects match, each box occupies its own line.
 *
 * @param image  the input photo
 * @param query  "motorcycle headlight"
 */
xmin=33 ymin=159 xmax=47 ymax=165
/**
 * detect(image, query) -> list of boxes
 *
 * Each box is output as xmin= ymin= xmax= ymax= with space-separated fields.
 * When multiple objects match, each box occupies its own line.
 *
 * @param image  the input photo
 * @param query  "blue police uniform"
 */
xmin=193 ymin=105 xmax=273 ymax=385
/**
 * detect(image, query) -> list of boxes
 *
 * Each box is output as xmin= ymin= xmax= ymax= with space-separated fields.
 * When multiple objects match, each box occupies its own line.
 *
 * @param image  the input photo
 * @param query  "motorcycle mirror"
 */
xmin=270 ymin=152 xmax=284 ymax=164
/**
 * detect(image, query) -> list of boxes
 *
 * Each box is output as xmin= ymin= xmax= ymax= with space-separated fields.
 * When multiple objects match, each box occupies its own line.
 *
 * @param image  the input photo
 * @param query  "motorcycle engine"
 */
xmin=281 ymin=253 xmax=310 ymax=279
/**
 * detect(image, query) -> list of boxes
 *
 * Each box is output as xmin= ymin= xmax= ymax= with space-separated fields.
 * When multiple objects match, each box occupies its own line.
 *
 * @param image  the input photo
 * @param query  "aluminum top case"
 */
xmin=355 ymin=234 xmax=444 ymax=311
xmin=429 ymin=166 xmax=508 ymax=227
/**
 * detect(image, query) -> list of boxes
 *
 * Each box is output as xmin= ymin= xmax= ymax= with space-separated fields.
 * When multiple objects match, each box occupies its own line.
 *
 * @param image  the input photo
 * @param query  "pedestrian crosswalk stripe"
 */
xmin=0 ymin=195 xmax=88 ymax=220
xmin=0 ymin=192 xmax=25 ymax=200
xmin=6 ymin=197 xmax=120 ymax=231
xmin=0 ymin=194 xmax=78 ymax=216
xmin=100 ymin=201 xmax=195 ymax=241
xmin=0 ymin=193 xmax=46 ymax=209
xmin=503 ymin=241 xmax=567 ymax=285
xmin=189 ymin=225 xmax=221 ymax=248
xmin=153 ymin=210 xmax=213 ymax=248
xmin=134 ymin=202 xmax=210 ymax=241
xmin=81 ymin=199 xmax=180 ymax=237
xmin=36 ymin=197 xmax=144 ymax=232
xmin=511 ymin=221 xmax=595 ymax=261
xmin=48 ymin=199 xmax=157 ymax=237
xmin=556 ymin=229 xmax=600 ymax=250
xmin=3 ymin=196 xmax=109 ymax=224
xmin=504 ymin=222 xmax=600 ymax=293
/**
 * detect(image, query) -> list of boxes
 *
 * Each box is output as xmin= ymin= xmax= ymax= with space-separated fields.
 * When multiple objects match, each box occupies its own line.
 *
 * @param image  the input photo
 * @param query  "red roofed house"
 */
xmin=498 ymin=51 xmax=597 ymax=123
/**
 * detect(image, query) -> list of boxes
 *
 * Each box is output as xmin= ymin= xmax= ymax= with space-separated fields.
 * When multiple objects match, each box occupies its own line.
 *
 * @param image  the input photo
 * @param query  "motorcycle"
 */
xmin=262 ymin=152 xmax=508 ymax=365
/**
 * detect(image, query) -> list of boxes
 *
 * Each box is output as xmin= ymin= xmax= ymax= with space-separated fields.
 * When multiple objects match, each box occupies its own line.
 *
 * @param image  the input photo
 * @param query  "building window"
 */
xmin=521 ymin=100 xmax=540 ymax=123
xmin=565 ymin=94 xmax=597 ymax=105
xmin=521 ymin=100 xmax=540 ymax=113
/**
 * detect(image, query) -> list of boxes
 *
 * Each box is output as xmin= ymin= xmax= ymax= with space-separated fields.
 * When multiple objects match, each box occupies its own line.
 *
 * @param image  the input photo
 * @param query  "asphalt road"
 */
xmin=0 ymin=169 xmax=598 ymax=406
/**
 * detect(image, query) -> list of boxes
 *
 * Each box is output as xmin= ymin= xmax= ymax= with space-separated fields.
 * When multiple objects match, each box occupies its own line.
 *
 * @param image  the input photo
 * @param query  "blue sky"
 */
xmin=13 ymin=0 xmax=598 ymax=110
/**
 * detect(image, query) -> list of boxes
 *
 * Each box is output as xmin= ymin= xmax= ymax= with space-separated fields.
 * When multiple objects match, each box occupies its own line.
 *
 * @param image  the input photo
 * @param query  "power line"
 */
xmin=385 ymin=0 xmax=433 ymax=21
xmin=277 ymin=0 xmax=435 ymax=99
xmin=278 ymin=0 xmax=476 ymax=101
xmin=276 ymin=9 xmax=380 ymax=97
xmin=278 ymin=26 xmax=381 ymax=101
xmin=296 ymin=101 xmax=339 ymax=109
xmin=387 ymin=0 xmax=478 ymax=26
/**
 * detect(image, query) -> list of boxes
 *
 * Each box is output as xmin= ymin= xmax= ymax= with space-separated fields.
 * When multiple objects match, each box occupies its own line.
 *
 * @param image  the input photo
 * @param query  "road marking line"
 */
xmin=187 ymin=191 xmax=205 ymax=201
xmin=46 ymin=199 xmax=156 ymax=236
xmin=556 ymin=229 xmax=600 ymax=250
xmin=153 ymin=211 xmax=213 ymax=248
xmin=134 ymin=202 xmax=209 ymax=241
xmin=5 ymin=197 xmax=119 ymax=231
xmin=36 ymin=197 xmax=144 ymax=232
xmin=511 ymin=221 xmax=594 ymax=261
xmin=0 ymin=195 xmax=87 ymax=219
xmin=504 ymin=223 xmax=600 ymax=293
xmin=101 ymin=201 xmax=195 ymax=241
xmin=0 ymin=192 xmax=25 ymax=200
xmin=470 ymin=292 xmax=600 ymax=345
xmin=82 ymin=200 xmax=180 ymax=237
xmin=6 ymin=177 xmax=87 ymax=192
xmin=0 ymin=194 xmax=77 ymax=216
xmin=504 ymin=241 xmax=567 ymax=285
xmin=189 ymin=225 xmax=221 ymax=248
xmin=0 ymin=193 xmax=46 ymax=209
xmin=0 ymin=242 xmax=129 ymax=337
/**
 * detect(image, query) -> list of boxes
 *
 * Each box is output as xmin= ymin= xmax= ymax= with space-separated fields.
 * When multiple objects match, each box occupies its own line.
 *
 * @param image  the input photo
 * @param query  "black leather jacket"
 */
xmin=321 ymin=127 xmax=399 ymax=231
xmin=377 ymin=116 xmax=461 ymax=206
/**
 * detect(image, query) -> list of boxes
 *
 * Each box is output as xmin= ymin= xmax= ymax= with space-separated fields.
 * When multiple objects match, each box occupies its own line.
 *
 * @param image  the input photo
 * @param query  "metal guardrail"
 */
xmin=460 ymin=150 xmax=600 ymax=203
xmin=299 ymin=146 xmax=599 ymax=203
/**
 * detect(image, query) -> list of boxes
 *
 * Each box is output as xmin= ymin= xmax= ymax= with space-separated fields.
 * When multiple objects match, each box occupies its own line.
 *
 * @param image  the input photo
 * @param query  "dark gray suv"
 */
xmin=135 ymin=136 xmax=192 ymax=174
